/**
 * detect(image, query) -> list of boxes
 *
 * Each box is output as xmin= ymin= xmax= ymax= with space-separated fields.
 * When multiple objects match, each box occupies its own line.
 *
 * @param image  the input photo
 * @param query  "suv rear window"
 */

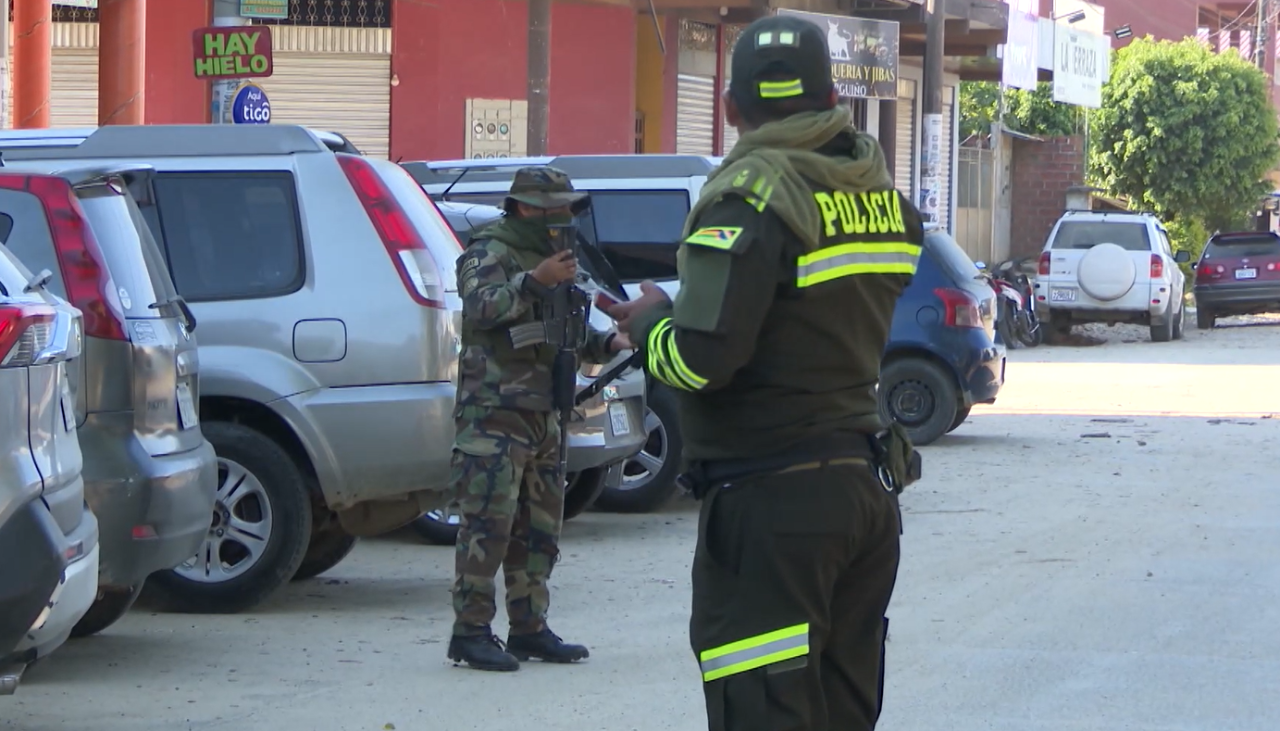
xmin=1204 ymin=233 xmax=1280 ymax=258
xmin=1051 ymin=221 xmax=1151 ymax=251
xmin=147 ymin=172 xmax=305 ymax=302
xmin=76 ymin=185 xmax=172 ymax=318
xmin=583 ymin=190 xmax=689 ymax=282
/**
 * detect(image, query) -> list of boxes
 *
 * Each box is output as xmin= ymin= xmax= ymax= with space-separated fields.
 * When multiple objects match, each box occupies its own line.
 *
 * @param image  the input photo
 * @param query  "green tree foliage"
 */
xmin=1091 ymin=37 xmax=1280 ymax=234
xmin=959 ymin=81 xmax=1079 ymax=138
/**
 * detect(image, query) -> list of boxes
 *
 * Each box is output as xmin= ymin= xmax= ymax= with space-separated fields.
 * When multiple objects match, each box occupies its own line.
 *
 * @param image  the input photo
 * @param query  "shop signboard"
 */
xmin=776 ymin=9 xmax=901 ymax=100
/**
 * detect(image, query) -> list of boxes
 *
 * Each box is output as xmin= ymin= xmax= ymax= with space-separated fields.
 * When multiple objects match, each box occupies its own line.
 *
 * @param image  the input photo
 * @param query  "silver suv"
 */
xmin=0 ymin=235 xmax=97 ymax=694
xmin=0 ymin=163 xmax=216 ymax=636
xmin=0 ymin=125 xmax=647 ymax=608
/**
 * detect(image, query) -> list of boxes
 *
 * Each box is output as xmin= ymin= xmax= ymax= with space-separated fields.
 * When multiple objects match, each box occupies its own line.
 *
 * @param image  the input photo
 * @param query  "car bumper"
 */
xmin=80 ymin=414 xmax=218 ymax=587
xmin=964 ymin=341 xmax=1006 ymax=406
xmin=0 ymin=499 xmax=66 ymax=658
xmin=9 ymin=507 xmax=99 ymax=663
xmin=280 ymin=381 xmax=456 ymax=509
xmin=910 ymin=328 xmax=1005 ymax=407
xmin=1194 ymin=282 xmax=1280 ymax=308
xmin=566 ymin=366 xmax=647 ymax=473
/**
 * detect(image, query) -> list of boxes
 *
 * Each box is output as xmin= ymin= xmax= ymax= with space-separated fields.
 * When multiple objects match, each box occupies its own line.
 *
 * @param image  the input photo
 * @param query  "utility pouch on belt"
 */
xmin=870 ymin=423 xmax=922 ymax=494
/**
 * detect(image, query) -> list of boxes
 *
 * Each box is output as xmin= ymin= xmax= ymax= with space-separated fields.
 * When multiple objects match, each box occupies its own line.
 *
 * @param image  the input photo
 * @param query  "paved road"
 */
xmin=7 ymin=318 xmax=1280 ymax=731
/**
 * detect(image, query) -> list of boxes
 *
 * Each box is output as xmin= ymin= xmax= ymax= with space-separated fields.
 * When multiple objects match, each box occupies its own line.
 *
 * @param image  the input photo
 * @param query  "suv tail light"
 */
xmin=935 ymin=287 xmax=983 ymax=328
xmin=1150 ymin=253 xmax=1164 ymax=279
xmin=0 ymin=304 xmax=57 ymax=368
xmin=336 ymin=155 xmax=446 ymax=309
xmin=0 ymin=174 xmax=127 ymax=341
xmin=1037 ymin=251 xmax=1050 ymax=277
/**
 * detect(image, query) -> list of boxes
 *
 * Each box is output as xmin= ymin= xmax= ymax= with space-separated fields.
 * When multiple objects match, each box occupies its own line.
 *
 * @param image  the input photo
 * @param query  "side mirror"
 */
xmin=1173 ymin=250 xmax=1191 ymax=263
xmin=974 ymin=261 xmax=987 ymax=269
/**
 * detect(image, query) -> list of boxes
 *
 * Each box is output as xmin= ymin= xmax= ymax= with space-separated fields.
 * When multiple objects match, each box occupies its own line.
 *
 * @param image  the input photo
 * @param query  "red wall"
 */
xmin=144 ymin=0 xmax=209 ymax=124
xmin=1098 ymin=0 xmax=1200 ymax=50
xmin=390 ymin=0 xmax=638 ymax=162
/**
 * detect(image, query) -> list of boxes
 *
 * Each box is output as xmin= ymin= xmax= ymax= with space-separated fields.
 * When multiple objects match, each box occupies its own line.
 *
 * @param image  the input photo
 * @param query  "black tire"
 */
xmin=142 ymin=421 xmax=312 ymax=614
xmin=878 ymin=358 xmax=959 ymax=447
xmin=291 ymin=512 xmax=359 ymax=581
xmin=1015 ymin=311 xmax=1043 ymax=347
xmin=946 ymin=404 xmax=973 ymax=433
xmin=70 ymin=584 xmax=142 ymax=638
xmin=997 ymin=303 xmax=1021 ymax=350
xmin=1196 ymin=306 xmax=1215 ymax=330
xmin=1172 ymin=302 xmax=1186 ymax=340
xmin=594 ymin=385 xmax=683 ymax=514
xmin=410 ymin=467 xmax=608 ymax=546
xmin=563 ymin=467 xmax=607 ymax=520
xmin=1150 ymin=302 xmax=1175 ymax=342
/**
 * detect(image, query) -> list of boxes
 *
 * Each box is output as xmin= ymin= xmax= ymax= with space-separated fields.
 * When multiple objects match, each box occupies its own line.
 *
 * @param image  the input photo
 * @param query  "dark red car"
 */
xmin=1193 ymin=231 xmax=1280 ymax=329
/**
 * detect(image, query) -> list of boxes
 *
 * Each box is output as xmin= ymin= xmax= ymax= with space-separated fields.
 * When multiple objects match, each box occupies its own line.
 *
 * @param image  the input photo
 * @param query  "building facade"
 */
xmin=4 ymin=0 xmax=1010 ymax=234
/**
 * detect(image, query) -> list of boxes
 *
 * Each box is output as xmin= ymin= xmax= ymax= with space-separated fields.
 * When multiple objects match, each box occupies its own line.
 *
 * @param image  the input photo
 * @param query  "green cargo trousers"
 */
xmin=450 ymin=407 xmax=563 ymax=638
xmin=690 ymin=457 xmax=901 ymax=731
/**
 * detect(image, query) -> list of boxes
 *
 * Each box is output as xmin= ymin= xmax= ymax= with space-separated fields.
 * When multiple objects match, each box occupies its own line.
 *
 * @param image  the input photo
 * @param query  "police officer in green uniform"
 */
xmin=607 ymin=14 xmax=924 ymax=731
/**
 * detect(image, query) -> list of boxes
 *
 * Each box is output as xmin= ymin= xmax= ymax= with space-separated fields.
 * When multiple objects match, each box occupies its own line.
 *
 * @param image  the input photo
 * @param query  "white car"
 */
xmin=1034 ymin=211 xmax=1191 ymax=342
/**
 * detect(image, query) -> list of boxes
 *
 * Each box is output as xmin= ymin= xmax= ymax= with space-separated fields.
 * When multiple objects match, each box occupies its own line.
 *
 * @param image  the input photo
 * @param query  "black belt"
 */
xmin=680 ymin=434 xmax=883 ymax=497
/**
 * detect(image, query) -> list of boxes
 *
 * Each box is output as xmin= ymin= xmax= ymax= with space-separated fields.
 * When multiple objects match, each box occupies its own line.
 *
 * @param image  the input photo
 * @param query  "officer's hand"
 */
xmin=606 ymin=280 xmax=670 ymax=331
xmin=532 ymin=250 xmax=577 ymax=287
xmin=609 ymin=331 xmax=634 ymax=353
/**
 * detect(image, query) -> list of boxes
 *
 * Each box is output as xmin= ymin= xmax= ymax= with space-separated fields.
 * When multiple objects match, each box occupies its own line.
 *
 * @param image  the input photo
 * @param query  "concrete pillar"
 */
xmin=12 ymin=0 xmax=52 ymax=129
xmin=99 ymin=0 xmax=147 ymax=125
xmin=211 ymin=0 xmax=251 ymax=124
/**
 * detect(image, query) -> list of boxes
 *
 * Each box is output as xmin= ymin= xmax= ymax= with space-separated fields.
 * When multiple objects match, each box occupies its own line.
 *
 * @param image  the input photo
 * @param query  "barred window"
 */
xmin=252 ymin=0 xmax=390 ymax=28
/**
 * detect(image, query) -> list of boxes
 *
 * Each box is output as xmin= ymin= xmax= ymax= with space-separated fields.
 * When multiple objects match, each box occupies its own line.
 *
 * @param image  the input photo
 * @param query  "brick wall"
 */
xmin=1010 ymin=135 xmax=1086 ymax=260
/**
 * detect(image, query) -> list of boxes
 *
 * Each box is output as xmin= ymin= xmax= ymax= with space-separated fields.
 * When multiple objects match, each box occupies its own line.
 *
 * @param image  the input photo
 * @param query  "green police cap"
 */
xmin=504 ymin=165 xmax=591 ymax=214
xmin=728 ymin=15 xmax=836 ymax=109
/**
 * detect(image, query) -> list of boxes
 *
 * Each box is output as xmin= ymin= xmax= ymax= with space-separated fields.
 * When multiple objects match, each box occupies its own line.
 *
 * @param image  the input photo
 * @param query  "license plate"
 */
xmin=59 ymin=382 xmax=75 ymax=433
xmin=1050 ymin=287 xmax=1077 ymax=303
xmin=176 ymin=382 xmax=198 ymax=430
xmin=608 ymin=401 xmax=631 ymax=437
xmin=1235 ymin=267 xmax=1258 ymax=280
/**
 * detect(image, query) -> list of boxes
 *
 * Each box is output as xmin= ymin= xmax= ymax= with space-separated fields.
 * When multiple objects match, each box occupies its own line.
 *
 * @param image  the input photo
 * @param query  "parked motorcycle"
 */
xmin=977 ymin=257 xmax=1042 ymax=348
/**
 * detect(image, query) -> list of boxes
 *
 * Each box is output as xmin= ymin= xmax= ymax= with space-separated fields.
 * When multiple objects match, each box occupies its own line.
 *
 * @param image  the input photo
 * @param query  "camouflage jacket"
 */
xmin=454 ymin=216 xmax=615 ymax=414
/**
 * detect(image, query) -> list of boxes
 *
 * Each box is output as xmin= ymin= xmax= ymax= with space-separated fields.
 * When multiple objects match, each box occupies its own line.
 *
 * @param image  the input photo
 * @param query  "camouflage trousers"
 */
xmin=450 ymin=406 xmax=564 ymax=638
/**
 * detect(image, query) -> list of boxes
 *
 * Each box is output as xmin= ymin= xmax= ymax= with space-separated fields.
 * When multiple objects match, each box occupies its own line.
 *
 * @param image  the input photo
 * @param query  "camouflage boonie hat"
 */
xmin=505 ymin=166 xmax=591 ymax=213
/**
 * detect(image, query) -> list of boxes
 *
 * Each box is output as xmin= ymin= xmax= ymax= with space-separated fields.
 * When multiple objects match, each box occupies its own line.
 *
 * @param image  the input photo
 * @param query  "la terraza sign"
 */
xmin=192 ymin=26 xmax=273 ymax=81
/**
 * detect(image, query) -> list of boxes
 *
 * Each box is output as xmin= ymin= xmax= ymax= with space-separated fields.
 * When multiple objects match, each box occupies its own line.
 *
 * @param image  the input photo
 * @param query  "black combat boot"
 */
xmin=506 ymin=628 xmax=590 ymax=664
xmin=447 ymin=633 xmax=520 ymax=672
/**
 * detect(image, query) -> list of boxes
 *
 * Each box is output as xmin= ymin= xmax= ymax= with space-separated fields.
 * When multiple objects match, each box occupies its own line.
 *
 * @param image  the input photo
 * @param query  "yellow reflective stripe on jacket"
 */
xmin=645 ymin=318 xmax=708 ymax=392
xmin=796 ymin=242 xmax=922 ymax=288
xmin=699 ymin=623 xmax=810 ymax=682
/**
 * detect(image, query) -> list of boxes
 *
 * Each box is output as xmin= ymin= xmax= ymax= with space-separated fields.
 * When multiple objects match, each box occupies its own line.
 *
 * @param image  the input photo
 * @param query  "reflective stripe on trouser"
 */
xmin=699 ymin=623 xmax=810 ymax=682
xmin=796 ymin=242 xmax=921 ymax=288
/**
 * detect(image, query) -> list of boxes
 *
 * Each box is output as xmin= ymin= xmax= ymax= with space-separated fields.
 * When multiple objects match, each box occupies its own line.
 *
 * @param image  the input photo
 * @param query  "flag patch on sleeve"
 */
xmin=684 ymin=227 xmax=744 ymax=250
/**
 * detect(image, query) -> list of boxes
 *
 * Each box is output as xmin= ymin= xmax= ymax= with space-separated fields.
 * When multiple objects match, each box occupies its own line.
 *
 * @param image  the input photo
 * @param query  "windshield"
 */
xmin=1051 ymin=221 xmax=1150 ymax=251
xmin=76 ymin=184 xmax=172 ymax=318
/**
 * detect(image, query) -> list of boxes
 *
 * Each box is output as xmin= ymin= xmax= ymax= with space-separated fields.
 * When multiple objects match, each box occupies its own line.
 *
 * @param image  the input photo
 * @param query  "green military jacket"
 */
xmin=454 ymin=216 xmax=614 ymax=415
xmin=628 ymin=131 xmax=924 ymax=461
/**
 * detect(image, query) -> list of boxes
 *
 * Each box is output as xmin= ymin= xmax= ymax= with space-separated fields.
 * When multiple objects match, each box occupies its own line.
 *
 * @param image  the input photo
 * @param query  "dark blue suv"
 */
xmin=880 ymin=229 xmax=1006 ymax=445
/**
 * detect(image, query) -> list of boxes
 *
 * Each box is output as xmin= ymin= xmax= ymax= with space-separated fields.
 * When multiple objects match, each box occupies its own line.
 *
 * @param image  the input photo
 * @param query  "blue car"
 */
xmin=880 ymin=229 xmax=1007 ymax=445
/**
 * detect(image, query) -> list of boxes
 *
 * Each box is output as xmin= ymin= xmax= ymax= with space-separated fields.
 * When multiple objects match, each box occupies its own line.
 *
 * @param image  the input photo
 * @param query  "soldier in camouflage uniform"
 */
xmin=447 ymin=166 xmax=631 ymax=672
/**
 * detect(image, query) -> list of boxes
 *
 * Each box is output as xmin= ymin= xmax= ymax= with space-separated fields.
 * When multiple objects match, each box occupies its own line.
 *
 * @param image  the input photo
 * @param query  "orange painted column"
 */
xmin=98 ymin=0 xmax=147 ymax=125
xmin=12 ymin=0 xmax=52 ymax=129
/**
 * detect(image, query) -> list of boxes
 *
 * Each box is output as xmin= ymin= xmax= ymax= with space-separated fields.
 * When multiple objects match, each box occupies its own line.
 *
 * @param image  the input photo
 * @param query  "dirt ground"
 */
xmin=5 ymin=316 xmax=1280 ymax=731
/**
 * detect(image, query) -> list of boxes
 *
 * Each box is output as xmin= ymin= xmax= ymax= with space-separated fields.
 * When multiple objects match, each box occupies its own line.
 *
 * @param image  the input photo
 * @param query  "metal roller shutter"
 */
xmin=260 ymin=26 xmax=391 ymax=159
xmin=266 ymin=52 xmax=390 ymax=159
xmin=939 ymin=96 xmax=954 ymax=232
xmin=50 ymin=48 xmax=98 ymax=128
xmin=895 ymin=82 xmax=916 ymax=200
xmin=677 ymin=74 xmax=715 ymax=156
